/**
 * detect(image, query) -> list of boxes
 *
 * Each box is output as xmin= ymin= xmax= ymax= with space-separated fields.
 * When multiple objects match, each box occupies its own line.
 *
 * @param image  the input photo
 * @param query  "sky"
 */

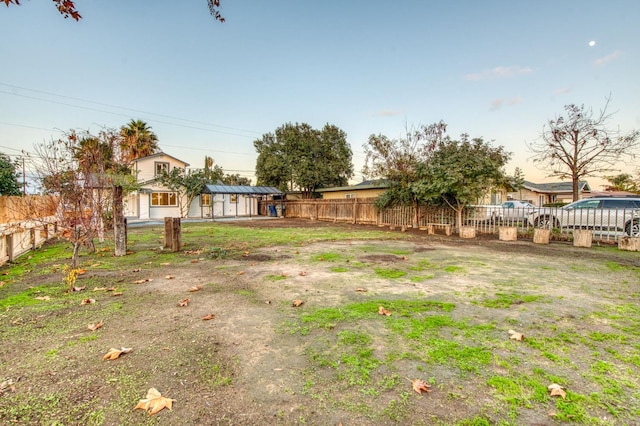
xmin=1 ymin=0 xmax=639 ymax=192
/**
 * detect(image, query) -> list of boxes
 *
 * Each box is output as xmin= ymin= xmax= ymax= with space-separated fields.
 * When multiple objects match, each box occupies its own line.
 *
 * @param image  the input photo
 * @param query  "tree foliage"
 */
xmin=254 ymin=123 xmax=353 ymax=198
xmin=414 ymin=135 xmax=510 ymax=231
xmin=155 ymin=168 xmax=209 ymax=218
xmin=528 ymin=99 xmax=640 ymax=201
xmin=511 ymin=167 xmax=526 ymax=200
xmin=3 ymin=0 xmax=224 ymax=22
xmin=120 ymin=120 xmax=160 ymax=165
xmin=0 ymin=153 xmax=22 ymax=196
xmin=602 ymin=173 xmax=638 ymax=193
xmin=363 ymin=121 xmax=447 ymax=225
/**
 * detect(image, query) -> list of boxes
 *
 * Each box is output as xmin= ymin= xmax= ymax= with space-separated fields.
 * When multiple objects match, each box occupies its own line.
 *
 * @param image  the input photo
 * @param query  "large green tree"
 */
xmin=0 ymin=153 xmax=22 ymax=196
xmin=254 ymin=123 xmax=353 ymax=198
xmin=155 ymin=168 xmax=210 ymax=218
xmin=528 ymin=99 xmax=640 ymax=201
xmin=119 ymin=120 xmax=160 ymax=164
xmin=363 ymin=121 xmax=447 ymax=227
xmin=413 ymin=134 xmax=510 ymax=233
xmin=603 ymin=173 xmax=638 ymax=193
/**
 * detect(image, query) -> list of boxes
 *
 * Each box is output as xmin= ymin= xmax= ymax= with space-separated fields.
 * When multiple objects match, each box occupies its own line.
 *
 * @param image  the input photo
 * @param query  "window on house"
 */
xmin=231 ymin=194 xmax=237 ymax=203
xmin=345 ymin=193 xmax=355 ymax=199
xmin=155 ymin=162 xmax=169 ymax=176
xmin=151 ymin=192 xmax=177 ymax=206
xmin=201 ymin=194 xmax=211 ymax=206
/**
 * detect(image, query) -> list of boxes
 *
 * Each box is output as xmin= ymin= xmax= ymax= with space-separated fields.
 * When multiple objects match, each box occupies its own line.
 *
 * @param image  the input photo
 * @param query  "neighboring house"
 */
xmin=317 ymin=180 xmax=389 ymax=199
xmin=508 ymin=180 xmax=591 ymax=206
xmin=124 ymin=152 xmax=282 ymax=219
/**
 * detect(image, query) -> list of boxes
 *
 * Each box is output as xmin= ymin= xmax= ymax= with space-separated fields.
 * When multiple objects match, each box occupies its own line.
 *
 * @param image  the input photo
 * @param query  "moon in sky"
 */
xmin=589 ymin=40 xmax=596 ymax=47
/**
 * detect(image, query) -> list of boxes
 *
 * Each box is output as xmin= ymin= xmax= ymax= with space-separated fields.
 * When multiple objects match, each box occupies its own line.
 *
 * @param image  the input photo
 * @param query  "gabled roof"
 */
xmin=202 ymin=184 xmax=283 ymax=195
xmin=317 ymin=180 xmax=389 ymax=193
xmin=132 ymin=152 xmax=190 ymax=167
xmin=522 ymin=180 xmax=591 ymax=193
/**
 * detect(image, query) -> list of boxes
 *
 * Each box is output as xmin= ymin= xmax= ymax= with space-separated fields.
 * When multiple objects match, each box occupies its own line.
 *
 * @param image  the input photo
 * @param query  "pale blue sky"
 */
xmin=1 ymin=1 xmax=638 ymax=189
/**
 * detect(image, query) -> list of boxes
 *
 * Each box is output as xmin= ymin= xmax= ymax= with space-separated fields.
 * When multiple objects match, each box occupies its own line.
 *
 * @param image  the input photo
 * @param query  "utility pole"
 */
xmin=22 ymin=157 xmax=26 ymax=195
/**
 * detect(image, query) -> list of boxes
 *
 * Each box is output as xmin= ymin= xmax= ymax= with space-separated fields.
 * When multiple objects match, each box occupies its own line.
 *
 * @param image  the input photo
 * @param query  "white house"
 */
xmin=124 ymin=152 xmax=282 ymax=220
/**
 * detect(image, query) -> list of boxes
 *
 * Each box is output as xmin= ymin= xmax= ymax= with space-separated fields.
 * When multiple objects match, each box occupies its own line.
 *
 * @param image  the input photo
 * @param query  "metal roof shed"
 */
xmin=201 ymin=184 xmax=284 ymax=218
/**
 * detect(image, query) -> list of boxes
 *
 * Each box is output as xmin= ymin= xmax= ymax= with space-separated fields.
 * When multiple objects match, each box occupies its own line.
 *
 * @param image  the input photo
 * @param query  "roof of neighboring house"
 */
xmin=317 ymin=180 xmax=389 ymax=193
xmin=132 ymin=152 xmax=189 ymax=167
xmin=202 ymin=184 xmax=283 ymax=195
xmin=522 ymin=180 xmax=591 ymax=193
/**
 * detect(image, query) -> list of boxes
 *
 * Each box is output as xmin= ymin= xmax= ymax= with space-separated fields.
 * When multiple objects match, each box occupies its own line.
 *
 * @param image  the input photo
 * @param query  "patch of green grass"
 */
xmin=409 ymin=259 xmax=435 ymax=271
xmin=409 ymin=274 xmax=435 ymax=282
xmin=331 ymin=266 xmax=349 ymax=273
xmin=312 ymin=252 xmax=344 ymax=262
xmin=443 ymin=265 xmax=465 ymax=273
xmin=265 ymin=274 xmax=288 ymax=281
xmin=374 ymin=268 xmax=407 ymax=279
xmin=0 ymin=283 xmax=67 ymax=311
xmin=478 ymin=292 xmax=545 ymax=309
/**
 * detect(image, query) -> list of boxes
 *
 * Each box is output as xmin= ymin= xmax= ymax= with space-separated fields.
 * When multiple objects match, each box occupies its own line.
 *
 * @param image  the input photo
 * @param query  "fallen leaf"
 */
xmin=80 ymin=298 xmax=96 ymax=305
xmin=190 ymin=259 xmax=199 ymax=264
xmin=72 ymin=286 xmax=86 ymax=292
xmin=508 ymin=329 xmax=524 ymax=341
xmin=133 ymin=278 xmax=152 ymax=284
xmin=548 ymin=383 xmax=566 ymax=399
xmin=411 ymin=378 xmax=432 ymax=394
xmin=0 ymin=281 xmax=4 ymax=288
xmin=292 ymin=299 xmax=304 ymax=307
xmin=92 ymin=287 xmax=107 ymax=291
xmin=265 ymin=300 xmax=271 ymax=304
xmin=237 ymin=271 xmax=245 ymax=275
xmin=35 ymin=296 xmax=51 ymax=301
xmin=134 ymin=387 xmax=175 ymax=415
xmin=160 ymin=262 xmax=170 ymax=266
xmin=202 ymin=314 xmax=215 ymax=320
xmin=87 ymin=321 xmax=103 ymax=331
xmin=132 ymin=268 xmax=141 ymax=272
xmin=102 ymin=347 xmax=132 ymax=360
xmin=242 ymin=251 xmax=250 ymax=257
xmin=402 ymin=256 xmax=408 ymax=260
xmin=0 ymin=378 xmax=16 ymax=395
xmin=76 ymin=269 xmax=87 ymax=275
xmin=165 ymin=275 xmax=175 ymax=280
xmin=178 ymin=298 xmax=189 ymax=307
xmin=378 ymin=306 xmax=391 ymax=316
xmin=281 ymin=272 xmax=287 ymax=277
xmin=299 ymin=271 xmax=307 ymax=276
xmin=111 ymin=292 xmax=123 ymax=297
xmin=188 ymin=285 xmax=202 ymax=292
xmin=355 ymin=288 xmax=368 ymax=292
xmin=106 ymin=287 xmax=117 ymax=291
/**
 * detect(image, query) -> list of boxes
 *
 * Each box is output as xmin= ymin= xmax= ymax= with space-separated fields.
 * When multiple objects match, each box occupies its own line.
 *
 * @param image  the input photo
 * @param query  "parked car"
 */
xmin=528 ymin=196 xmax=640 ymax=237
xmin=478 ymin=200 xmax=538 ymax=225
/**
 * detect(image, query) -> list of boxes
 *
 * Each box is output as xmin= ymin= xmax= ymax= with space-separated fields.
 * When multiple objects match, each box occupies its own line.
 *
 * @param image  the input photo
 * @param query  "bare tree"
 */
xmin=528 ymin=98 xmax=639 ymax=201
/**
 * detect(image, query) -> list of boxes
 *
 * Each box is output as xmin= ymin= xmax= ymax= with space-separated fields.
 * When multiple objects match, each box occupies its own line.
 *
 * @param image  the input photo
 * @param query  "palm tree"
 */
xmin=119 ymin=120 xmax=159 ymax=163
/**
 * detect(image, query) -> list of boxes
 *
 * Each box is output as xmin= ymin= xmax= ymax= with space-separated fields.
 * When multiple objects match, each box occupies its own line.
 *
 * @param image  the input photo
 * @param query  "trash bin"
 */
xmin=268 ymin=205 xmax=276 ymax=217
xmin=276 ymin=205 xmax=282 ymax=217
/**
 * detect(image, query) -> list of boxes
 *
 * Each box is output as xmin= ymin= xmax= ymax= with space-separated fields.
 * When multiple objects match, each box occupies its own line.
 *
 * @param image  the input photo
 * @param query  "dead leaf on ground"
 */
xmin=188 ymin=285 xmax=202 ymax=292
xmin=132 ymin=268 xmax=141 ymax=272
xmin=548 ymin=383 xmax=566 ymax=399
xmin=111 ymin=292 xmax=123 ymax=297
xmin=242 ymin=251 xmax=250 ymax=257
xmin=190 ymin=259 xmax=199 ymax=264
xmin=299 ymin=271 xmax=307 ymax=276
xmin=178 ymin=298 xmax=189 ymax=307
xmin=93 ymin=287 xmax=107 ymax=291
xmin=134 ymin=387 xmax=176 ymax=415
xmin=35 ymin=296 xmax=51 ymax=301
xmin=133 ymin=278 xmax=152 ymax=284
xmin=237 ymin=271 xmax=245 ymax=275
xmin=87 ymin=321 xmax=103 ymax=331
xmin=292 ymin=300 xmax=304 ymax=307
xmin=355 ymin=288 xmax=368 ymax=292
xmin=102 ymin=347 xmax=132 ymax=360
xmin=280 ymin=272 xmax=287 ymax=277
xmin=411 ymin=378 xmax=432 ymax=394
xmin=402 ymin=256 xmax=408 ymax=260
xmin=0 ymin=378 xmax=16 ymax=395
xmin=80 ymin=298 xmax=96 ymax=305
xmin=508 ymin=329 xmax=524 ymax=341
xmin=72 ymin=285 xmax=86 ymax=292
xmin=160 ymin=262 xmax=170 ymax=266
xmin=165 ymin=275 xmax=175 ymax=280
xmin=202 ymin=314 xmax=215 ymax=320
xmin=378 ymin=305 xmax=391 ymax=316
xmin=76 ymin=269 xmax=87 ymax=275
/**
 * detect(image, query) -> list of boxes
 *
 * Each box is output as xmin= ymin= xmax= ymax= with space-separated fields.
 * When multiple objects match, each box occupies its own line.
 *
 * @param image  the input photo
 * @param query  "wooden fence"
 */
xmin=0 ymin=196 xmax=60 ymax=265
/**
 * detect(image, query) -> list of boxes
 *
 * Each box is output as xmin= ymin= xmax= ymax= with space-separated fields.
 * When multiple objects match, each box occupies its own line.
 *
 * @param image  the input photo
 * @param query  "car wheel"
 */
xmin=625 ymin=219 xmax=640 ymax=237
xmin=534 ymin=216 xmax=558 ymax=229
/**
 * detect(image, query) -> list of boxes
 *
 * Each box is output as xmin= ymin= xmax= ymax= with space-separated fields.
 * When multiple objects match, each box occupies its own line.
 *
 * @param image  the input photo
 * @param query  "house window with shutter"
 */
xmin=155 ymin=162 xmax=169 ymax=176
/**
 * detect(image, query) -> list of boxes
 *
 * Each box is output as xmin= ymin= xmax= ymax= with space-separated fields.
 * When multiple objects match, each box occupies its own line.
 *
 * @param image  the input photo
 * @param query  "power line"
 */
xmin=0 ymin=83 xmax=264 ymax=137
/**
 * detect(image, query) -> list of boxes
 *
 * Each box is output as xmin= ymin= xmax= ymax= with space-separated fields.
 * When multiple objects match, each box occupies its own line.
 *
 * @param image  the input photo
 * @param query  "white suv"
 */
xmin=528 ymin=196 xmax=640 ymax=237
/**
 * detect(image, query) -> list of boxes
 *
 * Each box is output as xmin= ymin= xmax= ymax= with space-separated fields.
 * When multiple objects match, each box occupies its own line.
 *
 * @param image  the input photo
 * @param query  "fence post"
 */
xmin=164 ymin=217 xmax=182 ymax=251
xmin=6 ymin=234 xmax=14 ymax=262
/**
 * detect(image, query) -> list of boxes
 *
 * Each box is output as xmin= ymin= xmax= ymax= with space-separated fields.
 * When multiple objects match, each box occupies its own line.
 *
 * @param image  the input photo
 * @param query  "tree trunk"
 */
xmin=572 ymin=176 xmax=579 ymax=201
xmin=72 ymin=241 xmax=81 ymax=268
xmin=113 ymin=185 xmax=127 ymax=257
xmin=412 ymin=199 xmax=419 ymax=229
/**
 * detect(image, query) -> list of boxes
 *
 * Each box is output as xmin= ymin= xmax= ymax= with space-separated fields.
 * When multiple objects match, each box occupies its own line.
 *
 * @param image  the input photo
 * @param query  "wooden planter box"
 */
xmin=533 ymin=228 xmax=550 ymax=244
xmin=459 ymin=226 xmax=476 ymax=239
xmin=618 ymin=237 xmax=640 ymax=252
xmin=573 ymin=230 xmax=593 ymax=248
xmin=498 ymin=226 xmax=517 ymax=241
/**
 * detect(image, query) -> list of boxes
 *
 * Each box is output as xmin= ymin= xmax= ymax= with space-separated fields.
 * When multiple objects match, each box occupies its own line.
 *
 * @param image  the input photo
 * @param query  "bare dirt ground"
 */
xmin=1 ymin=219 xmax=639 ymax=425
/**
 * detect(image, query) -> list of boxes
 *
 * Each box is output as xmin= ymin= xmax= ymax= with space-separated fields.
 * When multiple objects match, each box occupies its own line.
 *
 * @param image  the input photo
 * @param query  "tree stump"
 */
xmin=618 ymin=237 xmax=640 ymax=252
xmin=164 ymin=217 xmax=182 ymax=252
xmin=573 ymin=230 xmax=592 ymax=248
xmin=459 ymin=226 xmax=476 ymax=239
xmin=499 ymin=227 xmax=517 ymax=241
xmin=533 ymin=228 xmax=550 ymax=244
